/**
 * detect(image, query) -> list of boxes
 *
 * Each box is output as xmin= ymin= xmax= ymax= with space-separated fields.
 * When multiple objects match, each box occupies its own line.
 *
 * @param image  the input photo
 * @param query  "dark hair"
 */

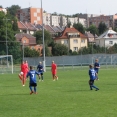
xmin=30 ymin=66 xmax=33 ymax=70
xmin=89 ymin=64 xmax=93 ymax=68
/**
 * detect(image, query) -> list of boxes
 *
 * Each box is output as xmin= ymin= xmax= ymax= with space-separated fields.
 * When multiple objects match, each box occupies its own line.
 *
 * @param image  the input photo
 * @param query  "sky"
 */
xmin=1 ymin=0 xmax=117 ymax=15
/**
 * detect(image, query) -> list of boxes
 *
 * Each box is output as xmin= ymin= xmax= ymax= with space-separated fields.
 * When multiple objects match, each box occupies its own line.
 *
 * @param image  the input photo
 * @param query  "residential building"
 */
xmin=85 ymin=31 xmax=95 ymax=43
xmin=89 ymin=14 xmax=117 ymax=29
xmin=43 ymin=12 xmax=51 ymax=25
xmin=78 ymin=13 xmax=100 ymax=28
xmin=0 ymin=8 xmax=7 ymax=14
xmin=95 ymin=27 xmax=117 ymax=47
xmin=78 ymin=18 xmax=87 ymax=27
xmin=17 ymin=7 xmax=42 ymax=25
xmin=15 ymin=33 xmax=42 ymax=55
xmin=67 ymin=17 xmax=78 ymax=26
xmin=59 ymin=16 xmax=67 ymax=27
xmin=89 ymin=15 xmax=110 ymax=28
xmin=17 ymin=21 xmax=37 ymax=35
xmin=54 ymin=27 xmax=87 ymax=52
xmin=50 ymin=15 xmax=60 ymax=26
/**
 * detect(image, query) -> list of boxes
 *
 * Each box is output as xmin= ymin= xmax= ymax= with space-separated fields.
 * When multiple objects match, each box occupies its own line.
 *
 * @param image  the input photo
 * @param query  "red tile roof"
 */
xmin=17 ymin=21 xmax=37 ymax=31
xmin=54 ymin=27 xmax=86 ymax=40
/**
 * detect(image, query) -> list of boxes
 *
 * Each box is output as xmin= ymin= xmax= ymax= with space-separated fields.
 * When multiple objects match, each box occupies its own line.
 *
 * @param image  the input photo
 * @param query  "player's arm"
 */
xmin=26 ymin=72 xmax=29 ymax=78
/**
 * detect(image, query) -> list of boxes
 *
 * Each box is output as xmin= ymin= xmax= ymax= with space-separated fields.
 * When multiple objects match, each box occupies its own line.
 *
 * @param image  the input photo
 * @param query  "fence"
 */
xmin=24 ymin=54 xmax=117 ymax=71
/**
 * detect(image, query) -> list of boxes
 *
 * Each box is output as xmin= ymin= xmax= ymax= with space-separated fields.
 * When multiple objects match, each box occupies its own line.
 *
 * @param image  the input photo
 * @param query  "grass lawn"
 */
xmin=0 ymin=68 xmax=117 ymax=117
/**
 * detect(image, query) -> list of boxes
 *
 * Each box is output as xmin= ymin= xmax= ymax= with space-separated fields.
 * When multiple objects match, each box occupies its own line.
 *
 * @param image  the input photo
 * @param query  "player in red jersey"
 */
xmin=51 ymin=61 xmax=58 ymax=81
xmin=24 ymin=60 xmax=29 ymax=76
xmin=18 ymin=61 xmax=27 ymax=86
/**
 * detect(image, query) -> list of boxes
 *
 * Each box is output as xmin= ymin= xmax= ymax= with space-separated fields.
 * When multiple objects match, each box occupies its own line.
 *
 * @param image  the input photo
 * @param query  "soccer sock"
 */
xmin=29 ymin=86 xmax=33 ymax=91
xmin=91 ymin=85 xmax=98 ymax=89
xmin=34 ymin=87 xmax=36 ymax=92
xmin=41 ymin=75 xmax=43 ymax=80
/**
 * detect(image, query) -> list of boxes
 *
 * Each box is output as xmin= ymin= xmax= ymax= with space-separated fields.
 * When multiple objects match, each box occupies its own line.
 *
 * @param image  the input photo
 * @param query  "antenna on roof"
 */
xmin=29 ymin=2 xmax=30 ymax=7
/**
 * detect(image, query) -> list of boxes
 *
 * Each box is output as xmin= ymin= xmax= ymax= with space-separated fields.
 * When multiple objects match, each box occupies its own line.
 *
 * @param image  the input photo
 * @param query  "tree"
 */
xmin=52 ymin=43 xmax=68 ymax=56
xmin=7 ymin=5 xmax=21 ymax=16
xmin=0 ymin=12 xmax=21 ymax=63
xmin=0 ymin=5 xmax=2 ymax=8
xmin=98 ymin=22 xmax=107 ymax=35
xmin=87 ymin=25 xmax=99 ymax=36
xmin=67 ymin=22 xmax=71 ymax=28
xmin=24 ymin=47 xmax=39 ymax=57
xmin=34 ymin=30 xmax=52 ymax=45
xmin=73 ymin=23 xmax=85 ymax=34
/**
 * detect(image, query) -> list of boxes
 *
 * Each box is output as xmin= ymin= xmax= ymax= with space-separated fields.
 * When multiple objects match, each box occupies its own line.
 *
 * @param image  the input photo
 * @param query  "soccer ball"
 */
xmin=20 ymin=72 xmax=23 ymax=75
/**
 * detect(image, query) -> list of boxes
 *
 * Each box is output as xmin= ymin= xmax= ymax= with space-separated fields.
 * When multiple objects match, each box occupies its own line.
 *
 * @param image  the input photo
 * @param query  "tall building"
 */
xmin=43 ymin=12 xmax=51 ymax=25
xmin=89 ymin=14 xmax=117 ymax=29
xmin=50 ymin=15 xmax=60 ymax=26
xmin=17 ymin=7 xmax=42 ymax=24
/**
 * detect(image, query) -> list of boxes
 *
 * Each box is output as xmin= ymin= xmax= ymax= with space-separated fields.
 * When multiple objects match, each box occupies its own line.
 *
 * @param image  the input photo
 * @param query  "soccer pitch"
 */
xmin=0 ymin=68 xmax=117 ymax=117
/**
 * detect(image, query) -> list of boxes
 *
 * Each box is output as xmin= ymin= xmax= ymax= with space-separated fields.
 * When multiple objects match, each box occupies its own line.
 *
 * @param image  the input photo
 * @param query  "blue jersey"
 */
xmin=89 ymin=68 xmax=96 ymax=80
xmin=94 ymin=62 xmax=100 ymax=73
xmin=27 ymin=70 xmax=40 ymax=83
xmin=37 ymin=64 xmax=43 ymax=73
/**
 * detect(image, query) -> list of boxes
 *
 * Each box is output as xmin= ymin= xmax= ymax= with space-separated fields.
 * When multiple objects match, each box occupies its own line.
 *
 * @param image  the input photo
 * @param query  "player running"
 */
xmin=89 ymin=64 xmax=99 ymax=91
xmin=27 ymin=66 xmax=40 ymax=95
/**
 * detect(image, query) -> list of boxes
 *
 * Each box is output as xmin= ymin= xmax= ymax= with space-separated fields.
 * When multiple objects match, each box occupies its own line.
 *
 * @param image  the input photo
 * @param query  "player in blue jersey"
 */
xmin=89 ymin=64 xmax=99 ymax=91
xmin=37 ymin=61 xmax=44 ymax=81
xmin=94 ymin=59 xmax=100 ymax=80
xmin=27 ymin=66 xmax=40 ymax=94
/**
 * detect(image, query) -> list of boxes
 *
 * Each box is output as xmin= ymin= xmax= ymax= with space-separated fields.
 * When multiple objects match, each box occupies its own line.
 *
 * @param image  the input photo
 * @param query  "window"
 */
xmin=109 ymin=41 xmax=113 ymax=44
xmin=73 ymin=39 xmax=78 ymax=43
xmin=64 ymin=40 xmax=68 ymax=44
xmin=23 ymin=40 xmax=26 ymax=43
xmin=73 ymin=47 xmax=78 ymax=51
xmin=34 ymin=13 xmax=37 ymax=17
xmin=81 ymin=39 xmax=85 ymax=43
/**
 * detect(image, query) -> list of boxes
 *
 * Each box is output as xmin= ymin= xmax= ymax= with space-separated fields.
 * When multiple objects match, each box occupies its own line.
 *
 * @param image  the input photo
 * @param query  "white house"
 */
xmin=95 ymin=28 xmax=117 ymax=47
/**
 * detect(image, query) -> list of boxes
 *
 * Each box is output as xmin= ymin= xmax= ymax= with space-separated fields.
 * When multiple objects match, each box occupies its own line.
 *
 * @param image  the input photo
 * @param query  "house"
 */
xmin=85 ymin=31 xmax=98 ymax=43
xmin=54 ymin=27 xmax=87 ymax=52
xmin=95 ymin=27 xmax=117 ymax=47
xmin=17 ymin=21 xmax=38 ymax=35
xmin=15 ymin=33 xmax=42 ymax=55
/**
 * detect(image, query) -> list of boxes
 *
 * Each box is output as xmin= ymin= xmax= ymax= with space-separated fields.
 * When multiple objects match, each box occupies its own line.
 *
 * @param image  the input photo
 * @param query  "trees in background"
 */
xmin=73 ymin=23 xmax=85 ymax=34
xmin=98 ymin=22 xmax=107 ymax=35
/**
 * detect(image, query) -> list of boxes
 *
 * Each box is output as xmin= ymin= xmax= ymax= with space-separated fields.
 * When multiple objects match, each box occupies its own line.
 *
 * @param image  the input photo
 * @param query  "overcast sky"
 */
xmin=1 ymin=0 xmax=117 ymax=15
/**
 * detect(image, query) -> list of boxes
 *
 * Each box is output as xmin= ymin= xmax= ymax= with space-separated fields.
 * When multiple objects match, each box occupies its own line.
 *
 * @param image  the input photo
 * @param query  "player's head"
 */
xmin=95 ymin=59 xmax=98 ymax=62
xmin=89 ymin=64 xmax=93 ymax=68
xmin=52 ymin=61 xmax=54 ymax=64
xmin=25 ymin=60 xmax=27 ymax=63
xmin=30 ymin=66 xmax=33 ymax=70
xmin=39 ymin=61 xmax=42 ymax=64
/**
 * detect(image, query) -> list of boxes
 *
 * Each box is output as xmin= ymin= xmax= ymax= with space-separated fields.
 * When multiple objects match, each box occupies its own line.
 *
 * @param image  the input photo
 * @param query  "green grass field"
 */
xmin=0 ymin=68 xmax=117 ymax=117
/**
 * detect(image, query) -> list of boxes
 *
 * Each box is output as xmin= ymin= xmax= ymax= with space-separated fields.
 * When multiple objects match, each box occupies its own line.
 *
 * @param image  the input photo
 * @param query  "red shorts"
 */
xmin=52 ymin=70 xmax=56 ymax=75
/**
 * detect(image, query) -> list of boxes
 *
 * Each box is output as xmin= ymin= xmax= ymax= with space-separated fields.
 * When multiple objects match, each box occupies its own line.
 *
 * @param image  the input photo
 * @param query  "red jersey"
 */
xmin=51 ymin=63 xmax=57 ymax=74
xmin=21 ymin=63 xmax=27 ymax=73
xmin=25 ymin=63 xmax=29 ymax=73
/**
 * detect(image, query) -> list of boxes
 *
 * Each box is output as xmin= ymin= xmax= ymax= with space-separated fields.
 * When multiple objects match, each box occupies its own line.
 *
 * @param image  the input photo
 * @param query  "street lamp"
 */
xmin=3 ymin=18 xmax=10 ymax=67
xmin=41 ymin=0 xmax=46 ymax=72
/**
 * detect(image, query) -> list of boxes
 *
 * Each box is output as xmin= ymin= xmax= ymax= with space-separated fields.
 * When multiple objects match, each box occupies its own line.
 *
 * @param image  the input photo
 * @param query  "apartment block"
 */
xmin=59 ymin=16 xmax=67 ymax=27
xmin=89 ymin=14 xmax=117 ymax=28
xmin=43 ymin=12 xmax=51 ymax=25
xmin=50 ymin=15 xmax=60 ymax=26
xmin=17 ymin=7 xmax=42 ymax=24
xmin=67 ymin=17 xmax=78 ymax=26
